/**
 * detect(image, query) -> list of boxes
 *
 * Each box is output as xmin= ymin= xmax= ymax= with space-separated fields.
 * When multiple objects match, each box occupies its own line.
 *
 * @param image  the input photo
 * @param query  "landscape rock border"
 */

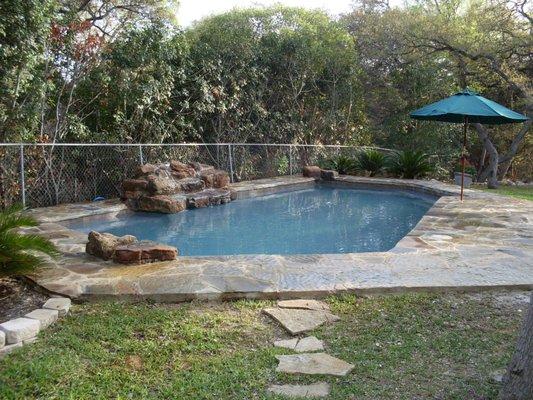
xmin=0 ymin=297 xmax=71 ymax=359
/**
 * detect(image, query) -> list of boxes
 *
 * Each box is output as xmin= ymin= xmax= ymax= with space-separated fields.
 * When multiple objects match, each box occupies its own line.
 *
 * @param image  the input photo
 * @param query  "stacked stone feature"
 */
xmin=122 ymin=161 xmax=231 ymax=214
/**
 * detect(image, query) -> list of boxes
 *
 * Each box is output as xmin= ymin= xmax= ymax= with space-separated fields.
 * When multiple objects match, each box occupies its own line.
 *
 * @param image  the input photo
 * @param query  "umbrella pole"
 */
xmin=460 ymin=116 xmax=468 ymax=201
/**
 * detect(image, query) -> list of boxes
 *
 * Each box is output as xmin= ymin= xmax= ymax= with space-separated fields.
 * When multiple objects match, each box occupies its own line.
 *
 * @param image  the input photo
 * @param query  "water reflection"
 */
xmin=68 ymin=187 xmax=436 ymax=256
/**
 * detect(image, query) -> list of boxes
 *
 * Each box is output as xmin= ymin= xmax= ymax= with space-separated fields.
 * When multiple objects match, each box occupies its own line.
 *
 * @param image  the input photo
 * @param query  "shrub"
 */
xmin=322 ymin=155 xmax=357 ymax=175
xmin=386 ymin=150 xmax=434 ymax=179
xmin=0 ymin=206 xmax=59 ymax=277
xmin=356 ymin=149 xmax=386 ymax=176
xmin=454 ymin=160 xmax=477 ymax=176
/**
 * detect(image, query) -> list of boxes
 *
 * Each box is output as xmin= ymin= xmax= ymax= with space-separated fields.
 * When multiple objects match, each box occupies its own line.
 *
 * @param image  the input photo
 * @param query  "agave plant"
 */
xmin=323 ymin=156 xmax=357 ymax=175
xmin=0 ymin=206 xmax=59 ymax=277
xmin=386 ymin=150 xmax=434 ymax=179
xmin=356 ymin=149 xmax=385 ymax=177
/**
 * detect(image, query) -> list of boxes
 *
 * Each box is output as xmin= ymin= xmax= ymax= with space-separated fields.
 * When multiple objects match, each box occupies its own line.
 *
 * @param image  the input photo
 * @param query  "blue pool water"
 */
xmin=68 ymin=187 xmax=436 ymax=256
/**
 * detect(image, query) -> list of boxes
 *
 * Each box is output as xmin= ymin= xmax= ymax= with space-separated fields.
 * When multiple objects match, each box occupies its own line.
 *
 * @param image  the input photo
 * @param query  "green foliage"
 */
xmin=323 ymin=156 xmax=358 ymax=175
xmin=356 ymin=149 xmax=386 ymax=176
xmin=386 ymin=150 xmax=434 ymax=179
xmin=0 ymin=206 xmax=59 ymax=276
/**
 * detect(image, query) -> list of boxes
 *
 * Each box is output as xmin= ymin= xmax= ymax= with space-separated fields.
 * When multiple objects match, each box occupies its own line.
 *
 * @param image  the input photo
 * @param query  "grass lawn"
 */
xmin=476 ymin=185 xmax=533 ymax=201
xmin=0 ymin=292 xmax=527 ymax=399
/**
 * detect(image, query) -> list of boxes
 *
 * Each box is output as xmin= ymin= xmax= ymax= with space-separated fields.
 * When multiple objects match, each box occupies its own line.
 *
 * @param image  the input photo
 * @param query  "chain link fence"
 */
xmin=1 ymin=143 xmax=385 ymax=209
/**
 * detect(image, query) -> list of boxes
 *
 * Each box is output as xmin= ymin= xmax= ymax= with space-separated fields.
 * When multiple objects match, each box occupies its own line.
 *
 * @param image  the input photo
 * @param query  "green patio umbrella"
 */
xmin=410 ymin=89 xmax=529 ymax=200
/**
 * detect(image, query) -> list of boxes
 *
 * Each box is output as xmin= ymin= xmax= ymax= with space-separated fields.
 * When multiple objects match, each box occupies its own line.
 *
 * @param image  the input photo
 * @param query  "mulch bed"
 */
xmin=0 ymin=277 xmax=49 ymax=324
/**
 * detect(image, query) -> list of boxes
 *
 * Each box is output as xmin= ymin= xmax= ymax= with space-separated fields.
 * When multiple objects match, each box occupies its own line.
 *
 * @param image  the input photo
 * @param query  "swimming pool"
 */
xmin=67 ymin=186 xmax=436 ymax=256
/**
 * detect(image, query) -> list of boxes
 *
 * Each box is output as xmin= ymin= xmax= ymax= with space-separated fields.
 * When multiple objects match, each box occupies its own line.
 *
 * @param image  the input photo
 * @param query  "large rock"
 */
xmin=178 ymin=177 xmax=205 ymax=193
xmin=86 ymin=231 xmax=137 ymax=260
xmin=136 ymin=163 xmax=157 ymax=176
xmin=267 ymin=383 xmax=330 ymax=398
xmin=200 ymin=169 xmax=230 ymax=189
xmin=0 ymin=318 xmax=40 ymax=344
xmin=137 ymin=195 xmax=186 ymax=214
xmin=302 ymin=165 xmax=321 ymax=179
xmin=186 ymin=189 xmax=231 ymax=208
xmin=275 ymin=353 xmax=354 ymax=376
xmin=320 ymin=169 xmax=338 ymax=181
xmin=146 ymin=175 xmax=181 ymax=195
xmin=170 ymin=161 xmax=196 ymax=179
xmin=263 ymin=308 xmax=340 ymax=335
xmin=189 ymin=162 xmax=215 ymax=173
xmin=113 ymin=241 xmax=178 ymax=264
xmin=122 ymin=179 xmax=149 ymax=199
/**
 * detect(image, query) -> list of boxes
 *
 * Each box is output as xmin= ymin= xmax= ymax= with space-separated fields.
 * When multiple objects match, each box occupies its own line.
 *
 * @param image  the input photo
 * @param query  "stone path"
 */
xmin=265 ymin=299 xmax=354 ymax=398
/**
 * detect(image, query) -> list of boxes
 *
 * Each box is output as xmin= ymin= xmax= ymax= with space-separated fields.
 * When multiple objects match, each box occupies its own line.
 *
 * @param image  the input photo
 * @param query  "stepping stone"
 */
xmin=276 ymin=353 xmax=354 ymax=376
xmin=0 ymin=318 xmax=40 ymax=344
xmin=274 ymin=336 xmax=324 ymax=352
xmin=25 ymin=308 xmax=59 ymax=329
xmin=43 ymin=297 xmax=71 ymax=316
xmin=267 ymin=382 xmax=330 ymax=398
xmin=277 ymin=300 xmax=330 ymax=312
xmin=0 ymin=331 xmax=4 ymax=347
xmin=263 ymin=308 xmax=340 ymax=335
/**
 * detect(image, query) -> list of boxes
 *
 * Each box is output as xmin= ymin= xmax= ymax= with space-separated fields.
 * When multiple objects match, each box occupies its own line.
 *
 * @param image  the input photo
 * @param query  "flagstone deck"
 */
xmin=24 ymin=176 xmax=533 ymax=301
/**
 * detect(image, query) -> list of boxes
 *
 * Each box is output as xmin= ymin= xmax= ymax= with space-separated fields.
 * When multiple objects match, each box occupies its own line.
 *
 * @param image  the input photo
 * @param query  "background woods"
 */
xmin=0 ymin=0 xmax=531 ymax=181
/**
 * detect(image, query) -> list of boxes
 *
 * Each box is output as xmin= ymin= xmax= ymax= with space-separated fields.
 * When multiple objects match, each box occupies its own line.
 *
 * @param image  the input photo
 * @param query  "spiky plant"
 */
xmin=386 ymin=150 xmax=434 ymax=179
xmin=356 ymin=149 xmax=386 ymax=176
xmin=323 ymin=156 xmax=358 ymax=175
xmin=0 ymin=206 xmax=59 ymax=277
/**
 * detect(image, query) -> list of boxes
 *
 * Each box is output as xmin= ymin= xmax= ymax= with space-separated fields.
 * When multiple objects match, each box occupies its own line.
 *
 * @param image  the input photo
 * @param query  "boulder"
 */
xmin=302 ymin=165 xmax=321 ymax=179
xmin=200 ymin=169 xmax=230 ymax=188
xmin=113 ymin=241 xmax=178 ymax=264
xmin=146 ymin=175 xmax=180 ymax=195
xmin=186 ymin=189 xmax=231 ymax=208
xmin=178 ymin=177 xmax=205 ymax=193
xmin=189 ymin=162 xmax=215 ymax=173
xmin=136 ymin=163 xmax=157 ymax=176
xmin=137 ymin=195 xmax=186 ymax=214
xmin=86 ymin=231 xmax=137 ymax=260
xmin=170 ymin=161 xmax=197 ymax=178
xmin=320 ymin=169 xmax=338 ymax=181
xmin=122 ymin=179 xmax=149 ymax=199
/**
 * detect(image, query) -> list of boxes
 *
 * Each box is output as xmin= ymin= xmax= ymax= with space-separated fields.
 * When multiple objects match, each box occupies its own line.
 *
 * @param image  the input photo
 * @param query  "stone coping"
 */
xmin=23 ymin=176 xmax=533 ymax=301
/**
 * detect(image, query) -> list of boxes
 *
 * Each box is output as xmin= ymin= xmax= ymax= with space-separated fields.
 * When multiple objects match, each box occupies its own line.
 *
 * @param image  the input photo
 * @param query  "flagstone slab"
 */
xmin=275 ymin=353 xmax=354 ymax=376
xmin=0 ymin=318 xmax=40 ymax=344
xmin=267 ymin=382 xmax=330 ymax=398
xmin=274 ymin=336 xmax=324 ymax=352
xmin=43 ymin=298 xmax=71 ymax=316
xmin=264 ymin=308 xmax=340 ymax=335
xmin=277 ymin=299 xmax=330 ymax=311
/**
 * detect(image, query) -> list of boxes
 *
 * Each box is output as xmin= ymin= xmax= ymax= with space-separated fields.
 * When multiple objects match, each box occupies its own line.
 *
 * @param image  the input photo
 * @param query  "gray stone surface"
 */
xmin=275 ymin=353 xmax=354 ymax=376
xmin=264 ymin=308 xmax=340 ymax=335
xmin=0 ymin=342 xmax=23 ymax=359
xmin=43 ymin=298 xmax=71 ymax=316
xmin=0 ymin=330 xmax=4 ymax=347
xmin=278 ymin=299 xmax=330 ymax=311
xmin=25 ymin=308 xmax=59 ymax=329
xmin=274 ymin=336 xmax=324 ymax=352
xmin=267 ymin=382 xmax=330 ymax=398
xmin=0 ymin=318 xmax=40 ymax=344
xmin=22 ymin=176 xmax=533 ymax=301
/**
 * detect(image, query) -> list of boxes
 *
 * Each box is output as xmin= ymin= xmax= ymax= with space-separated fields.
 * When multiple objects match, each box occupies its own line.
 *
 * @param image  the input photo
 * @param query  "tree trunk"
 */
xmin=499 ymin=293 xmax=533 ymax=400
xmin=497 ymin=120 xmax=532 ymax=180
xmin=473 ymin=123 xmax=499 ymax=188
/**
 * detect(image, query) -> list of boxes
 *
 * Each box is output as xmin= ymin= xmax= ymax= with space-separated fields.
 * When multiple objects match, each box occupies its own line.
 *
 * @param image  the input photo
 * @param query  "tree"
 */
xmin=499 ymin=293 xmax=533 ymax=400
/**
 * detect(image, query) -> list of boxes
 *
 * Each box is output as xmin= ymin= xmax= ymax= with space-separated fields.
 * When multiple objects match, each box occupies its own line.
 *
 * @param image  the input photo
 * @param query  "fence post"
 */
xmin=289 ymin=145 xmax=293 ymax=176
xmin=138 ymin=144 xmax=144 ymax=165
xmin=228 ymin=144 xmax=234 ymax=183
xmin=19 ymin=145 xmax=26 ymax=208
